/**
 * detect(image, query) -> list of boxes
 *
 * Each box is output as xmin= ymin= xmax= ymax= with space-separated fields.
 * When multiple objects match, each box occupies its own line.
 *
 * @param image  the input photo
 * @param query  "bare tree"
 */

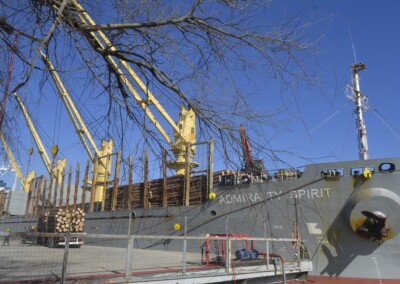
xmin=0 ymin=0 xmax=321 ymax=174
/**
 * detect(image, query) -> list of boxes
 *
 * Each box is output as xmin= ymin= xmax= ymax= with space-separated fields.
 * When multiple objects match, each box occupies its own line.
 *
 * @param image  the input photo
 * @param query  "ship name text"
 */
xmin=219 ymin=188 xmax=331 ymax=205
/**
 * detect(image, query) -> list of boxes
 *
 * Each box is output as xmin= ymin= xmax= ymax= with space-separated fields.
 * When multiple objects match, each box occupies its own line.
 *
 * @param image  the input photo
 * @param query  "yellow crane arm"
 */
xmin=70 ymin=0 xmax=185 ymax=145
xmin=14 ymin=93 xmax=66 ymax=178
xmin=0 ymin=134 xmax=35 ymax=192
xmin=40 ymin=50 xmax=112 ymax=204
xmin=40 ymin=50 xmax=99 ymax=160
xmin=14 ymin=93 xmax=52 ymax=174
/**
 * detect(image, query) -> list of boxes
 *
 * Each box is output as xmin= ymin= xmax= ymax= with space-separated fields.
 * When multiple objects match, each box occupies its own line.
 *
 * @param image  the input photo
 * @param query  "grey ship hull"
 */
xmin=1 ymin=156 xmax=400 ymax=283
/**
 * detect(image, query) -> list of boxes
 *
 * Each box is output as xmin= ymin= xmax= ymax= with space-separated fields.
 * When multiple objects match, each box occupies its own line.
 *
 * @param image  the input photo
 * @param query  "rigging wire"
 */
xmin=309 ymin=101 xmax=351 ymax=134
xmin=370 ymin=107 xmax=400 ymax=142
xmin=347 ymin=23 xmax=358 ymax=64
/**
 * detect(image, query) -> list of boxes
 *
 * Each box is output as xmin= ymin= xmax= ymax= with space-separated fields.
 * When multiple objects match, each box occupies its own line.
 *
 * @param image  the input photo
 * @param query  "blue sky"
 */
xmin=262 ymin=0 xmax=400 ymax=165
xmin=1 ymin=0 xmax=400 ymax=189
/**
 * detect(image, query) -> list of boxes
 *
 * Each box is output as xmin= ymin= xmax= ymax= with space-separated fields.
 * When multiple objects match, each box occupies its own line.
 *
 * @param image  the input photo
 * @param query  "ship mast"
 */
xmin=351 ymin=63 xmax=369 ymax=160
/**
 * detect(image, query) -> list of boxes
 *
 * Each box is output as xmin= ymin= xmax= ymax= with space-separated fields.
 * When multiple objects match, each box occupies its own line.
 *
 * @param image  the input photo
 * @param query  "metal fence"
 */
xmin=0 ymin=231 xmax=310 ymax=283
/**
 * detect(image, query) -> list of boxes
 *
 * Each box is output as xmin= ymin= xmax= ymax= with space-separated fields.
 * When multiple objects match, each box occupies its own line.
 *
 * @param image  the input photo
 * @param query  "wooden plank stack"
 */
xmin=38 ymin=208 xmax=85 ymax=233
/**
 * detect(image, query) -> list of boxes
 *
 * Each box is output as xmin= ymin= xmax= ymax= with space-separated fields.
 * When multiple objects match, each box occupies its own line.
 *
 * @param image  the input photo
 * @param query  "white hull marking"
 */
xmin=307 ymin=223 xmax=322 ymax=235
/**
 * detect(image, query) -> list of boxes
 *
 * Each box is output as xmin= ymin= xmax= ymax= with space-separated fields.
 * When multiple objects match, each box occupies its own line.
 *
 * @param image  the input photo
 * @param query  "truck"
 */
xmin=34 ymin=208 xmax=86 ymax=248
xmin=38 ymin=232 xmax=84 ymax=248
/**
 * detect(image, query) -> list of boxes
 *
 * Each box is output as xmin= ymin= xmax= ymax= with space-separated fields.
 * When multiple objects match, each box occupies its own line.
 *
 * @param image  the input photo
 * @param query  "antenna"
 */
xmin=347 ymin=24 xmax=358 ymax=64
xmin=350 ymin=63 xmax=369 ymax=160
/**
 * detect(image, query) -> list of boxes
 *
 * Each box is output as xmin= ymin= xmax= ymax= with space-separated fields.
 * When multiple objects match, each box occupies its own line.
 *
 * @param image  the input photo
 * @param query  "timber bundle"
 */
xmin=38 ymin=208 xmax=85 ymax=233
xmin=103 ymin=172 xmax=225 ymax=210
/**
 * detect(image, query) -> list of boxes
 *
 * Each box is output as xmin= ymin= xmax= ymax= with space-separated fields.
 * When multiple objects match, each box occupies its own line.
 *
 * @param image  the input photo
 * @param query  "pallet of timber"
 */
xmin=38 ymin=208 xmax=85 ymax=233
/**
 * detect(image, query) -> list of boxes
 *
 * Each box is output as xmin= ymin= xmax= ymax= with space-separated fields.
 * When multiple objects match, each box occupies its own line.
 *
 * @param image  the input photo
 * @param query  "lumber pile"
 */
xmin=100 ymin=171 xmax=232 ymax=210
xmin=38 ymin=208 xmax=85 ymax=233
xmin=102 ymin=171 xmax=231 ymax=210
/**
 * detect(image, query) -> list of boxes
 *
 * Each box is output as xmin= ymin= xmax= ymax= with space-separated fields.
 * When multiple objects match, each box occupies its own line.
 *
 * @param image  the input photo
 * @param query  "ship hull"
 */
xmin=1 ymin=157 xmax=400 ymax=282
xmin=301 ymin=275 xmax=400 ymax=283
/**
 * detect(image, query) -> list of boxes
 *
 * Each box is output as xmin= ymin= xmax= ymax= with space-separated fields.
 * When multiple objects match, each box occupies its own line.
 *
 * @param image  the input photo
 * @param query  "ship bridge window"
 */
xmin=321 ymin=168 xmax=344 ymax=177
xmin=378 ymin=163 xmax=395 ymax=173
xmin=220 ymin=174 xmax=238 ymax=186
xmin=351 ymin=167 xmax=375 ymax=177
xmin=274 ymin=169 xmax=302 ymax=180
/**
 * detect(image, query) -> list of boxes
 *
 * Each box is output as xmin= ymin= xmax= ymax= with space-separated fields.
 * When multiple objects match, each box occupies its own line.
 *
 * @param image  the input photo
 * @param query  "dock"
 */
xmin=0 ymin=233 xmax=312 ymax=283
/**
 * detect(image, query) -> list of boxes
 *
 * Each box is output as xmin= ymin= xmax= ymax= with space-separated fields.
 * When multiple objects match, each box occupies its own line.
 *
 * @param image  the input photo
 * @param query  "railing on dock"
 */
xmin=0 ymin=232 xmax=311 ymax=283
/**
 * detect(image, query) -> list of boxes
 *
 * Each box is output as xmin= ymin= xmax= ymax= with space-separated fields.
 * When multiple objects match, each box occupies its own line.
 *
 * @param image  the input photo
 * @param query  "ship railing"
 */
xmin=0 ymin=232 xmax=312 ymax=283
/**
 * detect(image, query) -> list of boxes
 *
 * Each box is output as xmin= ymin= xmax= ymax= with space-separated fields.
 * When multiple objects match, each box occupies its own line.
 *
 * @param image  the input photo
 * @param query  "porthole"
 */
xmin=350 ymin=167 xmax=375 ymax=177
xmin=211 ymin=210 xmax=217 ymax=216
xmin=379 ymin=163 xmax=395 ymax=173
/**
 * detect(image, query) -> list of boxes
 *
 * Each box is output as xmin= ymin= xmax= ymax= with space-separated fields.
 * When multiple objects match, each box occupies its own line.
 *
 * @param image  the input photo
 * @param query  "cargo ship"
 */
xmin=0 ymin=2 xmax=399 ymax=283
xmin=0 ymin=61 xmax=399 ymax=284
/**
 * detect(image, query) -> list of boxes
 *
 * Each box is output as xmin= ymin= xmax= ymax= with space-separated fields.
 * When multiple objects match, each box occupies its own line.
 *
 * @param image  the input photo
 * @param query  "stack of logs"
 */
xmin=103 ymin=172 xmax=228 ymax=210
xmin=39 ymin=208 xmax=85 ymax=233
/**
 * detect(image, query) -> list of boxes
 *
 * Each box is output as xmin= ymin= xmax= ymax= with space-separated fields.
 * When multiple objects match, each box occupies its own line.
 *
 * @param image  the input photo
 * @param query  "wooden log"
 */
xmin=73 ymin=163 xmax=80 ymax=210
xmin=127 ymin=155 xmax=133 ymax=210
xmin=81 ymin=160 xmax=90 ymax=211
xmin=100 ymin=154 xmax=111 ymax=212
xmin=41 ymin=178 xmax=48 ymax=215
xmin=65 ymin=166 xmax=72 ymax=210
xmin=143 ymin=151 xmax=149 ymax=209
xmin=112 ymin=150 xmax=121 ymax=210
xmin=59 ymin=169 xmax=66 ymax=208
xmin=89 ymin=158 xmax=98 ymax=212
xmin=53 ymin=171 xmax=59 ymax=211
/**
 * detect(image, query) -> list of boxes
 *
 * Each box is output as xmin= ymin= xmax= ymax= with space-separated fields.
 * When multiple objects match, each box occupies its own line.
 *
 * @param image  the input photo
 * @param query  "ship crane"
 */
xmin=0 ymin=134 xmax=35 ymax=192
xmin=239 ymin=125 xmax=266 ymax=178
xmin=55 ymin=0 xmax=197 ymax=175
xmin=13 ymin=93 xmax=66 ymax=178
xmin=40 ymin=51 xmax=113 ymax=210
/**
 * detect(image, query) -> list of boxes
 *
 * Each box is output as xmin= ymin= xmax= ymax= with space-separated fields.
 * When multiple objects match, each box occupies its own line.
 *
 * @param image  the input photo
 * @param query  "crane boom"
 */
xmin=40 ymin=51 xmax=113 ymax=206
xmin=69 ymin=0 xmax=182 ymax=145
xmin=14 ymin=93 xmax=52 ymax=173
xmin=239 ymin=125 xmax=254 ymax=171
xmin=40 ymin=50 xmax=100 ymax=160
xmin=13 ymin=93 xmax=66 ymax=177
xmin=0 ymin=134 xmax=35 ymax=192
xmin=42 ymin=0 xmax=197 ymax=176
xmin=239 ymin=125 xmax=266 ymax=177
xmin=61 ymin=0 xmax=197 ymax=174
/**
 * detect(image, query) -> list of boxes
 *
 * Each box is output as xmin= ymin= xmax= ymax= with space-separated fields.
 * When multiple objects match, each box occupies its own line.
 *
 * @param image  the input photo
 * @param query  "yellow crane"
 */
xmin=66 ymin=0 xmax=198 ymax=175
xmin=13 ymin=93 xmax=66 ymax=177
xmin=0 ymin=134 xmax=35 ymax=192
xmin=40 ymin=51 xmax=113 ymax=207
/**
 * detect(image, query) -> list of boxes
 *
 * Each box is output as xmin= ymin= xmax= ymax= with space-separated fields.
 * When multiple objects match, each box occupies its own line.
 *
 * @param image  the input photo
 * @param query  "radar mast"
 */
xmin=350 ymin=63 xmax=369 ymax=160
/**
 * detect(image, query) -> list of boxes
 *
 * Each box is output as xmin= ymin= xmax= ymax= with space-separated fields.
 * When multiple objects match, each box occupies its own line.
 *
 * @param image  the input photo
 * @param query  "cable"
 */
xmin=371 ymin=108 xmax=400 ymax=142
xmin=309 ymin=101 xmax=351 ymax=134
